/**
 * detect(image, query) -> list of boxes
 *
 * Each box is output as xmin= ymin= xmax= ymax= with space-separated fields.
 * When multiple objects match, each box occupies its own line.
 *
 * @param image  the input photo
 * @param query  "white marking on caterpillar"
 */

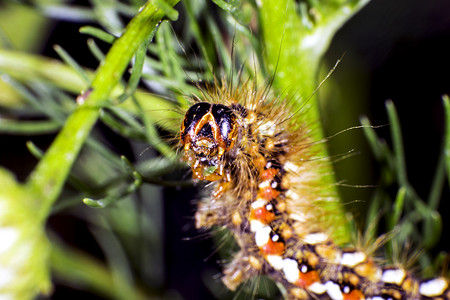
xmin=342 ymin=285 xmax=350 ymax=294
xmin=340 ymin=251 xmax=366 ymax=267
xmin=303 ymin=232 xmax=328 ymax=244
xmin=289 ymin=213 xmax=307 ymax=222
xmin=257 ymin=120 xmax=277 ymax=136
xmin=309 ymin=282 xmax=327 ymax=294
xmin=300 ymin=264 xmax=308 ymax=273
xmin=251 ymin=199 xmax=267 ymax=209
xmin=325 ymin=281 xmax=344 ymax=300
xmin=271 ymin=234 xmax=280 ymax=242
xmin=258 ymin=180 xmax=271 ymax=189
xmin=285 ymin=189 xmax=300 ymax=200
xmin=419 ymin=277 xmax=448 ymax=297
xmin=381 ymin=268 xmax=406 ymax=285
xmin=283 ymin=161 xmax=301 ymax=174
xmin=266 ymin=254 xmax=283 ymax=270
xmin=254 ymin=226 xmax=271 ymax=247
xmin=282 ymin=258 xmax=300 ymax=284
xmin=250 ymin=220 xmax=265 ymax=232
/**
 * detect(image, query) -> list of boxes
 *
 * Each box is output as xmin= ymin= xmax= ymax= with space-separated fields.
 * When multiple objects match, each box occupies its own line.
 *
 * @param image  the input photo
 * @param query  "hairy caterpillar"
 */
xmin=177 ymin=75 xmax=449 ymax=299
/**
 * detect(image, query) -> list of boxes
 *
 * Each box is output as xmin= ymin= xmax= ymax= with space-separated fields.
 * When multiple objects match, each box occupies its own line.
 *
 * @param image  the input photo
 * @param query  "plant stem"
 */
xmin=259 ymin=0 xmax=369 ymax=138
xmin=259 ymin=0 xmax=370 ymax=243
xmin=25 ymin=0 xmax=180 ymax=220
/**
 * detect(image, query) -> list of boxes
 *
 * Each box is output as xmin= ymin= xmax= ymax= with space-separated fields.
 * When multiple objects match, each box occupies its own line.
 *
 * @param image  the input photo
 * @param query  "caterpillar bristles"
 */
xmin=177 ymin=68 xmax=450 ymax=300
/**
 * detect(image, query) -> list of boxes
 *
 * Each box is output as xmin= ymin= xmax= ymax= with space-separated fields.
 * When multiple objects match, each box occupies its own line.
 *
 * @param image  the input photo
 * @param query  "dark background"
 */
xmin=323 ymin=0 xmax=450 ymax=243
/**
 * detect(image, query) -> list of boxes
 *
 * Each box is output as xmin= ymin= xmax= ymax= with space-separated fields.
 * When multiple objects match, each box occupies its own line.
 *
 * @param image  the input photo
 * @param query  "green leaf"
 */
xmin=443 ymin=95 xmax=450 ymax=187
xmin=80 ymin=26 xmax=117 ymax=43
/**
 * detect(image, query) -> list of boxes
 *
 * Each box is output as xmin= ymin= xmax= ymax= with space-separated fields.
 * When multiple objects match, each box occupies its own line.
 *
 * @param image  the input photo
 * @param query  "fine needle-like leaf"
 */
xmin=443 ymin=95 xmax=450 ymax=187
xmin=80 ymin=26 xmax=117 ymax=44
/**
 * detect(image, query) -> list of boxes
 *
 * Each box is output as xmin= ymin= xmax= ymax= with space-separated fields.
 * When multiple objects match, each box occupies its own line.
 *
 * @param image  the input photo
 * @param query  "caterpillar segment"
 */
xmin=180 ymin=91 xmax=449 ymax=299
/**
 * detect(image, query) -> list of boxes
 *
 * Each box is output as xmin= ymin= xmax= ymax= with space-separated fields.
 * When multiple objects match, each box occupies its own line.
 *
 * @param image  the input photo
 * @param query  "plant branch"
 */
xmin=24 ymin=0 xmax=180 ymax=220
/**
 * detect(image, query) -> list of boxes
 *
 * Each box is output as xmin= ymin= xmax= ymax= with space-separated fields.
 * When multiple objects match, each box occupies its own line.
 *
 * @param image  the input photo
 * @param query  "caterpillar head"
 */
xmin=181 ymin=102 xmax=238 ymax=181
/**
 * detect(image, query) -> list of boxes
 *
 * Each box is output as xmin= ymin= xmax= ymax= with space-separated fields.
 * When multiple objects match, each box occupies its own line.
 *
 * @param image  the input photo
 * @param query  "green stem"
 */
xmin=259 ymin=0 xmax=369 ymax=134
xmin=25 ymin=0 xmax=180 ymax=220
xmin=259 ymin=0 xmax=370 ymax=243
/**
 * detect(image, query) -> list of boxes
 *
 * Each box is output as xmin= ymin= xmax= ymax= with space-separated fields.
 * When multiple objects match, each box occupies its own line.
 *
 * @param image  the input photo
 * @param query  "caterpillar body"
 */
xmin=178 ymin=79 xmax=449 ymax=300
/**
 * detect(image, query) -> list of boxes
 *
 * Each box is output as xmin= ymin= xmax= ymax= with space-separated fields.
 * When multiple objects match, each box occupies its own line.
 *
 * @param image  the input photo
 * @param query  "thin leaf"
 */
xmin=87 ymin=38 xmax=106 ymax=62
xmin=54 ymin=45 xmax=91 ymax=84
xmin=443 ymin=95 xmax=450 ymax=187
xmin=80 ymin=26 xmax=117 ymax=44
xmin=389 ymin=187 xmax=406 ymax=231
xmin=38 ymin=4 xmax=97 ymax=22
xmin=26 ymin=141 xmax=44 ymax=159
xmin=0 ymin=119 xmax=60 ymax=135
xmin=385 ymin=100 xmax=408 ymax=187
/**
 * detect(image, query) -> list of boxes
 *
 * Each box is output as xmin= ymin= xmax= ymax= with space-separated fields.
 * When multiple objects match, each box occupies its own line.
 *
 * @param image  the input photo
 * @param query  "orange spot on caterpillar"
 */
xmin=251 ymin=207 xmax=275 ymax=224
xmin=260 ymin=239 xmax=285 ymax=256
xmin=295 ymin=270 xmax=320 ymax=288
xmin=260 ymin=186 xmax=280 ymax=200
xmin=343 ymin=289 xmax=364 ymax=300
xmin=260 ymin=168 xmax=278 ymax=180
xmin=254 ymin=156 xmax=266 ymax=170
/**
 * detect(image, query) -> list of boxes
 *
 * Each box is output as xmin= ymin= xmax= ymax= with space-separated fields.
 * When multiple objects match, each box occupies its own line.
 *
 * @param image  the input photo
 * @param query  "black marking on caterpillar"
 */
xmin=178 ymin=77 xmax=450 ymax=299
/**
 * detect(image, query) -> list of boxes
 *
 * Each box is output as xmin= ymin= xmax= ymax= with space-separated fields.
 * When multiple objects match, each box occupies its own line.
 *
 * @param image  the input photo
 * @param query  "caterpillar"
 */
xmin=178 ymin=77 xmax=449 ymax=299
